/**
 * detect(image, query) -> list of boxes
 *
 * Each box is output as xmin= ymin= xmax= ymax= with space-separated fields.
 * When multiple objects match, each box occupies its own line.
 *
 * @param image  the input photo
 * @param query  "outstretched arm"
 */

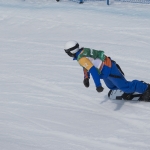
xmin=79 ymin=57 xmax=102 ymax=89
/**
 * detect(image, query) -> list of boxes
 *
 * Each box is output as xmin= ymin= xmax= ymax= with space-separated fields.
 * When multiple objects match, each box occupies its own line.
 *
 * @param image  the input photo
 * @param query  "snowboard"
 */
xmin=108 ymin=89 xmax=143 ymax=101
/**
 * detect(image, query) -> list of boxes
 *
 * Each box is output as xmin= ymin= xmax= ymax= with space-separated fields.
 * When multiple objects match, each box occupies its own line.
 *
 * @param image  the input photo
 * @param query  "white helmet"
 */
xmin=64 ymin=40 xmax=79 ymax=57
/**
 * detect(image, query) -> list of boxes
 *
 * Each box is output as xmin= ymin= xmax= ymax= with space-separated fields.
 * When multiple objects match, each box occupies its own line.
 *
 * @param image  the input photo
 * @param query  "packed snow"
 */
xmin=0 ymin=0 xmax=150 ymax=150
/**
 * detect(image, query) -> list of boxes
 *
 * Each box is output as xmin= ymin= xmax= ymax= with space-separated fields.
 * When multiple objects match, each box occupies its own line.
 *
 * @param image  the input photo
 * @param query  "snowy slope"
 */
xmin=0 ymin=1 xmax=150 ymax=150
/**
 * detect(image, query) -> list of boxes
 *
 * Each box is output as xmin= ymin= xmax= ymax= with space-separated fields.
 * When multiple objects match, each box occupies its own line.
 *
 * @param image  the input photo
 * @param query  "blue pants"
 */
xmin=103 ymin=61 xmax=148 ymax=94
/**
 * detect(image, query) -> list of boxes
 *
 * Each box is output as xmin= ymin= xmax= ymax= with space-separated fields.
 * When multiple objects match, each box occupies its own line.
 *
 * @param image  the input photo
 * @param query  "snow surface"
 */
xmin=0 ymin=0 xmax=150 ymax=150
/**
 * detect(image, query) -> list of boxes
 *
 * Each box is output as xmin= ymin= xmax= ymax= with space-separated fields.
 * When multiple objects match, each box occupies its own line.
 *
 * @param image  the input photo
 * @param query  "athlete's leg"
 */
xmin=108 ymin=61 xmax=148 ymax=93
xmin=103 ymin=78 xmax=118 ymax=90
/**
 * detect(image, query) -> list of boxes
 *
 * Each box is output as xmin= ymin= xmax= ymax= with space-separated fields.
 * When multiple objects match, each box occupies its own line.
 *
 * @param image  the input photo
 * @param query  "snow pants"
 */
xmin=103 ymin=61 xmax=148 ymax=94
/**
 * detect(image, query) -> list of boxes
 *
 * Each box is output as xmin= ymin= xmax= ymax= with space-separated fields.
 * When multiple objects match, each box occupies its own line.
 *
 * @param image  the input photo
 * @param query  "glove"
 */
xmin=83 ymin=78 xmax=89 ymax=88
xmin=96 ymin=86 xmax=104 ymax=92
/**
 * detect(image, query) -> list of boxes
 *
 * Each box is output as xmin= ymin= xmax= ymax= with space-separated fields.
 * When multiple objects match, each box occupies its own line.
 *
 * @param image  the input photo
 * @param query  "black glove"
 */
xmin=96 ymin=86 xmax=104 ymax=92
xmin=83 ymin=78 xmax=89 ymax=88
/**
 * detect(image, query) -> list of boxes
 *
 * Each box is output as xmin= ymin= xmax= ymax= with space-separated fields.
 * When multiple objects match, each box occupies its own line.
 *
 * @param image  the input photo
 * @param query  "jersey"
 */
xmin=75 ymin=48 xmax=112 ymax=88
xmin=77 ymin=48 xmax=105 ymax=72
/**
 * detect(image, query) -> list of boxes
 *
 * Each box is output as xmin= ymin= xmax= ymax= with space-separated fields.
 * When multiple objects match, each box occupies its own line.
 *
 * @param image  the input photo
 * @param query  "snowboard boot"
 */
xmin=122 ymin=92 xmax=134 ymax=100
xmin=141 ymin=84 xmax=150 ymax=101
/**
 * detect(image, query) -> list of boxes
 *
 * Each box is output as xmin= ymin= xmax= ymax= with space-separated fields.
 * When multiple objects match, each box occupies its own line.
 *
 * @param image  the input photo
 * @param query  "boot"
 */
xmin=122 ymin=93 xmax=134 ymax=100
xmin=142 ymin=84 xmax=150 ymax=101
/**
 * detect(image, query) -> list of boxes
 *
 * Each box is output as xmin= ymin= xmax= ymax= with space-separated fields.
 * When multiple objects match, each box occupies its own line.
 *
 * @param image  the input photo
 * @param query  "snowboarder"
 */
xmin=64 ymin=40 xmax=150 ymax=101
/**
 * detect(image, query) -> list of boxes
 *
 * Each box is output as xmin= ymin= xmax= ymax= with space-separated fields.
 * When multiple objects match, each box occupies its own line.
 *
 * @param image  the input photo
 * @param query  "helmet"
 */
xmin=64 ymin=40 xmax=79 ymax=57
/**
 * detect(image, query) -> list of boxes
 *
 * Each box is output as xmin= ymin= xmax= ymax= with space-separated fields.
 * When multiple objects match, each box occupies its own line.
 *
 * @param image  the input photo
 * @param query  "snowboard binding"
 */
xmin=108 ymin=89 xmax=150 ymax=102
xmin=108 ymin=90 xmax=143 ymax=101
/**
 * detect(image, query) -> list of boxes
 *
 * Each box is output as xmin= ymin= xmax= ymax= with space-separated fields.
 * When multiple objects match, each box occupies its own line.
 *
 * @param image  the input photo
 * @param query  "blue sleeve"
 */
xmin=89 ymin=66 xmax=101 ymax=87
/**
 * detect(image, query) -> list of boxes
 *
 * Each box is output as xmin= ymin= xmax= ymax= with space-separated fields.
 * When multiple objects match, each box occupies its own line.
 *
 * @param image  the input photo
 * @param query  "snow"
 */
xmin=0 ymin=0 xmax=150 ymax=150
